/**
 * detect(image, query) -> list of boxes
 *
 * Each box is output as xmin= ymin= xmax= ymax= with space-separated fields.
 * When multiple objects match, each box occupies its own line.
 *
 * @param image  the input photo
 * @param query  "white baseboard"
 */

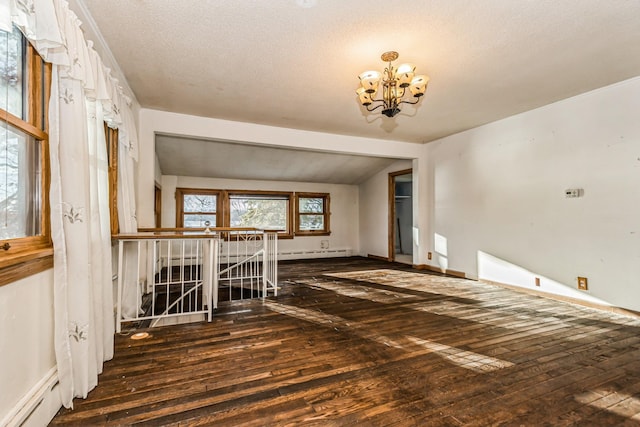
xmin=1 ymin=367 xmax=61 ymax=427
xmin=278 ymin=248 xmax=352 ymax=261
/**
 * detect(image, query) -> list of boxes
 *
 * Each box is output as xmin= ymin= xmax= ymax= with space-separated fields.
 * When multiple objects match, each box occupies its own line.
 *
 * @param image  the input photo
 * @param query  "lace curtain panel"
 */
xmin=3 ymin=0 xmax=139 ymax=408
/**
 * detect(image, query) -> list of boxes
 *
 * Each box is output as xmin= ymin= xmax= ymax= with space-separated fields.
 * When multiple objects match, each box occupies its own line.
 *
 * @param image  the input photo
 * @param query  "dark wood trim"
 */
xmin=154 ymin=184 xmax=162 ymax=228
xmin=367 ymin=253 xmax=391 ymax=262
xmin=28 ymin=43 xmax=41 ymax=129
xmin=388 ymin=168 xmax=412 ymax=261
xmin=105 ymin=125 xmax=119 ymax=235
xmin=39 ymin=138 xmax=51 ymax=246
xmin=133 ymin=227 xmax=290 ymax=241
xmin=226 ymin=190 xmax=294 ymax=239
xmin=0 ymin=250 xmax=53 ymax=286
xmin=176 ymin=188 xmax=295 ymax=238
xmin=175 ymin=188 xmax=222 ymax=228
xmin=413 ymin=263 xmax=467 ymax=278
xmin=43 ymin=62 xmax=51 ymax=132
xmin=138 ymin=227 xmax=260 ymax=233
xmin=0 ymin=108 xmax=48 ymax=141
xmin=294 ymin=192 xmax=331 ymax=236
xmin=388 ymin=173 xmax=394 ymax=261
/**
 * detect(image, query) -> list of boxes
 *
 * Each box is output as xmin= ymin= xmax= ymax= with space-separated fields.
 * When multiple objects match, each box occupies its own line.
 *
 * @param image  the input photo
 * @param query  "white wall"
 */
xmin=137 ymin=109 xmax=421 ymax=228
xmin=137 ymin=80 xmax=640 ymax=312
xmin=0 ymin=269 xmax=56 ymax=425
xmin=358 ymin=160 xmax=413 ymax=259
xmin=423 ymin=77 xmax=640 ymax=311
xmin=162 ymin=175 xmax=359 ymax=256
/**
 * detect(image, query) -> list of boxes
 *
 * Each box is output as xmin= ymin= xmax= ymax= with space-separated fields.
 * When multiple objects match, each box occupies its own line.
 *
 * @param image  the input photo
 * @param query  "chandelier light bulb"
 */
xmin=356 ymin=51 xmax=429 ymax=118
xmin=396 ymin=63 xmax=416 ymax=88
xmin=356 ymin=87 xmax=373 ymax=106
xmin=358 ymin=70 xmax=382 ymax=94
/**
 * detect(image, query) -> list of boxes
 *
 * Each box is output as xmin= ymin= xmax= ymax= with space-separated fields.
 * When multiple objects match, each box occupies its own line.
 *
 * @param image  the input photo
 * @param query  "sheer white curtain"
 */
xmin=116 ymin=90 xmax=140 ymax=320
xmin=5 ymin=0 xmax=139 ymax=408
xmin=49 ymin=66 xmax=114 ymax=404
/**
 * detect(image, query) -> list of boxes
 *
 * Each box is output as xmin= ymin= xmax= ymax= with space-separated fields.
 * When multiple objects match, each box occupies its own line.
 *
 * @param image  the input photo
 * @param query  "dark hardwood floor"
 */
xmin=50 ymin=257 xmax=640 ymax=426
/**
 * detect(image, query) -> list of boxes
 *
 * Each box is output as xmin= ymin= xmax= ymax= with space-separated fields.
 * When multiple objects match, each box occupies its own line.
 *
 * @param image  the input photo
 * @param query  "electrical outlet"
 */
xmin=577 ymin=276 xmax=588 ymax=290
xmin=427 ymin=252 xmax=432 ymax=260
xmin=535 ymin=277 xmax=540 ymax=287
xmin=320 ymin=240 xmax=329 ymax=249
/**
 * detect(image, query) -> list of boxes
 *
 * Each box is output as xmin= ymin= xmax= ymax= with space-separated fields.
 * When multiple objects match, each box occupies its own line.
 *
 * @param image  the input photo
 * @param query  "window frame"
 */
xmin=225 ymin=190 xmax=294 ymax=239
xmin=175 ymin=188 xmax=222 ymax=229
xmin=175 ymin=188 xmax=295 ymax=239
xmin=295 ymin=192 xmax=331 ymax=236
xmin=0 ymin=29 xmax=52 ymax=282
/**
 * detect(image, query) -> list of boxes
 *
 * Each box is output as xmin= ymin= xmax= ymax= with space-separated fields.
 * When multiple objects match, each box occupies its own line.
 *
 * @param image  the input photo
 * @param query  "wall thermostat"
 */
xmin=565 ymin=188 xmax=583 ymax=198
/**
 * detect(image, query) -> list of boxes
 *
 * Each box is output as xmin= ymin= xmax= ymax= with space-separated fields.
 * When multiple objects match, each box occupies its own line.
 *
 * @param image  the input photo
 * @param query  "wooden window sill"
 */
xmin=294 ymin=231 xmax=332 ymax=237
xmin=0 ymin=247 xmax=54 ymax=286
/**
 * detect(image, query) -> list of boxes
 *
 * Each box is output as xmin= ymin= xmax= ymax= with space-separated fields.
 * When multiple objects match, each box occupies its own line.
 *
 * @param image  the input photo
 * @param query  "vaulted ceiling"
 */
xmin=80 ymin=0 xmax=640 ymax=183
xmin=155 ymin=135 xmax=401 ymax=184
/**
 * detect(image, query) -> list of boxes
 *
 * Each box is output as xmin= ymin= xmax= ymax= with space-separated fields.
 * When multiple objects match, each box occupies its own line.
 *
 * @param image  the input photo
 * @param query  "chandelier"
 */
xmin=356 ymin=51 xmax=429 ymax=118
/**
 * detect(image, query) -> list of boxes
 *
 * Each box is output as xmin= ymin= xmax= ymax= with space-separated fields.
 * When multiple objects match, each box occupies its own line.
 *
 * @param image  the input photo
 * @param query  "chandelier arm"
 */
xmin=398 ymin=98 xmax=421 ymax=106
xmin=365 ymin=103 xmax=385 ymax=112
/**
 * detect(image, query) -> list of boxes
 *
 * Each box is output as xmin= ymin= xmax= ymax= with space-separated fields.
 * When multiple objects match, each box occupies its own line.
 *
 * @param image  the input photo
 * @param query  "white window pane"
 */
xmin=230 ymin=197 xmax=287 ymax=230
xmin=184 ymin=194 xmax=216 ymax=213
xmin=0 ymin=124 xmax=41 ymax=239
xmin=299 ymin=214 xmax=324 ymax=230
xmin=0 ymin=27 xmax=24 ymax=119
xmin=299 ymin=197 xmax=324 ymax=213
xmin=183 ymin=214 xmax=216 ymax=228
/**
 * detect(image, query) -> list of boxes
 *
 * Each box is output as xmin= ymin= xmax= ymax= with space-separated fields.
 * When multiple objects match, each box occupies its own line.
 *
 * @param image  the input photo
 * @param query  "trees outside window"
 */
xmin=229 ymin=193 xmax=290 ymax=233
xmin=176 ymin=189 xmax=330 ymax=238
xmin=295 ymin=193 xmax=330 ymax=235
xmin=0 ymin=26 xmax=52 ymax=281
xmin=176 ymin=188 xmax=220 ymax=228
xmin=176 ymin=189 xmax=294 ymax=238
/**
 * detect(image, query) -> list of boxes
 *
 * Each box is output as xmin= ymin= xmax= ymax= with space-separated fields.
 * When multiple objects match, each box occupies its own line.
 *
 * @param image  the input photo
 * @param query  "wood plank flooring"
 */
xmin=50 ymin=257 xmax=640 ymax=426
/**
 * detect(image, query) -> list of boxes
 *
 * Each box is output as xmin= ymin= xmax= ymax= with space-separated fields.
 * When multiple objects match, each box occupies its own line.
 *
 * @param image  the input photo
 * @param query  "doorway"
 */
xmin=389 ymin=169 xmax=413 ymax=264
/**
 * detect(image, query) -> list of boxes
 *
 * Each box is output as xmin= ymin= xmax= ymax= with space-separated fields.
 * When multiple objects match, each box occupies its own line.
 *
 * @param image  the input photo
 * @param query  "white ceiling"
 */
xmin=156 ymin=134 xmax=401 ymax=184
xmin=81 ymin=0 xmax=640 ymax=183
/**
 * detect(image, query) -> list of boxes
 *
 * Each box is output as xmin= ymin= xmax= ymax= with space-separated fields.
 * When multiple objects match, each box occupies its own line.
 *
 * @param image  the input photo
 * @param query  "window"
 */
xmin=176 ymin=189 xmax=294 ymax=238
xmin=0 ymin=26 xmax=52 ymax=279
xmin=176 ymin=189 xmax=332 ymax=238
xmin=295 ymin=193 xmax=330 ymax=235
xmin=228 ymin=191 xmax=293 ymax=237
xmin=176 ymin=188 xmax=220 ymax=228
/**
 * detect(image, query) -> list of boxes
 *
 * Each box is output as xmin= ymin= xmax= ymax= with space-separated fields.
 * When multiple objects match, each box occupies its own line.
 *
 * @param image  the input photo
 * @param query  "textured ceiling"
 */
xmin=80 ymin=0 xmax=640 ymax=183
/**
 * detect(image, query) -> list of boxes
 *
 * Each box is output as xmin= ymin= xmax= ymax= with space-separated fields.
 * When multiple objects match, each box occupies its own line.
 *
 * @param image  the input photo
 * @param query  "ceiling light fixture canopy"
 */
xmin=356 ymin=51 xmax=429 ymax=118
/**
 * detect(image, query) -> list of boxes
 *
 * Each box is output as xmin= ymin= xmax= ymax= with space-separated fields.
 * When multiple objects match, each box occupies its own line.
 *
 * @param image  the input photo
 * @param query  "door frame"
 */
xmin=388 ymin=168 xmax=412 ymax=261
xmin=154 ymin=184 xmax=162 ymax=228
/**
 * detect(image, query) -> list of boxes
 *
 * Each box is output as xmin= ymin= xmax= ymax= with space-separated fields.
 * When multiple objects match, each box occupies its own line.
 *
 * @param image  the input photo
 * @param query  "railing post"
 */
xmin=262 ymin=232 xmax=267 ymax=299
xmin=210 ymin=236 xmax=218 ymax=318
xmin=272 ymin=232 xmax=278 ymax=296
xmin=116 ymin=240 xmax=124 ymax=333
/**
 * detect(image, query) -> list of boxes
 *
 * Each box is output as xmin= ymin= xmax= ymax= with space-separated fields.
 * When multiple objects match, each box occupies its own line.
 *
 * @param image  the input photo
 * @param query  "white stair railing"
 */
xmin=115 ymin=228 xmax=278 ymax=331
xmin=216 ymin=229 xmax=279 ymax=305
xmin=263 ymin=231 xmax=278 ymax=297
xmin=115 ymin=232 xmax=218 ymax=333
